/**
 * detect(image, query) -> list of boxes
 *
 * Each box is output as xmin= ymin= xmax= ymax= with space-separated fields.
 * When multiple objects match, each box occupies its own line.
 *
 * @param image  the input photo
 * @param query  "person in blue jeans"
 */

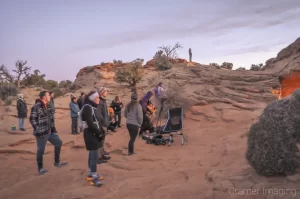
xmin=69 ymin=96 xmax=80 ymax=135
xmin=80 ymin=91 xmax=106 ymax=186
xmin=16 ymin=94 xmax=27 ymax=131
xmin=29 ymin=90 xmax=67 ymax=175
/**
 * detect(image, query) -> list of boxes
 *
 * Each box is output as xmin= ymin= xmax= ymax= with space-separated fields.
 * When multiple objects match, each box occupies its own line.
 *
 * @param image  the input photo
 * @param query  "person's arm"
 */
xmin=16 ymin=100 xmax=20 ymax=111
xmin=137 ymin=104 xmax=143 ymax=127
xmin=83 ymin=106 xmax=102 ymax=137
xmin=124 ymin=104 xmax=128 ymax=118
xmin=29 ymin=105 xmax=38 ymax=131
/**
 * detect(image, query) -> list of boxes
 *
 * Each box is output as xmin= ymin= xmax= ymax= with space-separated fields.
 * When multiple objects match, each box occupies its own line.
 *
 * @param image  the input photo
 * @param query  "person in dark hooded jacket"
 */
xmin=139 ymin=91 xmax=155 ymax=136
xmin=16 ymin=93 xmax=27 ymax=131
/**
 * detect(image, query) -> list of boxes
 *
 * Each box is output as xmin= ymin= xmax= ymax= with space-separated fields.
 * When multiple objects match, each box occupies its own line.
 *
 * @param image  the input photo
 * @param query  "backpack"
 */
xmin=77 ymin=104 xmax=99 ymax=130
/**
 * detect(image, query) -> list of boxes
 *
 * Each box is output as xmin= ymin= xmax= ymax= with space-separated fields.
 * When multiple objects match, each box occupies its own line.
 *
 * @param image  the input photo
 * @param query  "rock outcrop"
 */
xmin=262 ymin=37 xmax=300 ymax=76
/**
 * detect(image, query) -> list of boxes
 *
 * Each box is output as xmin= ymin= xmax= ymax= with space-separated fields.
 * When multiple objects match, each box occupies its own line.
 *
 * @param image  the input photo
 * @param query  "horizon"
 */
xmin=1 ymin=0 xmax=300 ymax=81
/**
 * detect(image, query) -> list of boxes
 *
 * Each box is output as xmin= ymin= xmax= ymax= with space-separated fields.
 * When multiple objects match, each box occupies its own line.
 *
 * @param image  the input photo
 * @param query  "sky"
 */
xmin=0 ymin=0 xmax=300 ymax=81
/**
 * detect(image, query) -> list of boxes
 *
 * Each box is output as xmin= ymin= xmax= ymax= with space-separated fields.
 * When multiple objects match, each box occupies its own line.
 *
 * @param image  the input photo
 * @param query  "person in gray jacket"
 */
xmin=124 ymin=92 xmax=143 ymax=155
xmin=69 ymin=96 xmax=80 ymax=135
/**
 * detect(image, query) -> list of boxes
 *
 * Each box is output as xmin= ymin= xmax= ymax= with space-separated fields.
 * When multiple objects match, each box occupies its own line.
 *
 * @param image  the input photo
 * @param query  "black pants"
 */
xmin=107 ymin=122 xmax=117 ymax=131
xmin=139 ymin=113 xmax=153 ymax=136
xmin=127 ymin=123 xmax=139 ymax=154
xmin=71 ymin=116 xmax=78 ymax=134
xmin=36 ymin=133 xmax=62 ymax=170
xmin=114 ymin=112 xmax=121 ymax=126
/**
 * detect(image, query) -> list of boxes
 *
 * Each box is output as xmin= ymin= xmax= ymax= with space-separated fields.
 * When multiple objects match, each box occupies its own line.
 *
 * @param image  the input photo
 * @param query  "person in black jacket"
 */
xmin=29 ymin=91 xmax=67 ymax=175
xmin=97 ymin=87 xmax=111 ymax=162
xmin=16 ymin=93 xmax=27 ymax=131
xmin=77 ymin=92 xmax=85 ymax=110
xmin=81 ymin=91 xmax=105 ymax=187
xmin=110 ymin=96 xmax=124 ymax=127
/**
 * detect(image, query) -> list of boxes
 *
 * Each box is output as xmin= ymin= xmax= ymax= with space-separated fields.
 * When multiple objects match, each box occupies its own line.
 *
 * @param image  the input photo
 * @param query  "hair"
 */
xmin=158 ymin=82 xmax=162 ymax=87
xmin=115 ymin=96 xmax=120 ymax=102
xmin=71 ymin=96 xmax=76 ymax=102
xmin=39 ymin=90 xmax=49 ymax=99
xmin=81 ymin=92 xmax=85 ymax=96
xmin=126 ymin=100 xmax=139 ymax=113
xmin=84 ymin=91 xmax=97 ymax=104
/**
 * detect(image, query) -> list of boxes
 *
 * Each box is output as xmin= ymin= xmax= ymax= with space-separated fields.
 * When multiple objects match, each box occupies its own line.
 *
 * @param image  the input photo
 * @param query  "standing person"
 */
xmin=110 ymin=96 xmax=124 ymax=127
xmin=124 ymin=92 xmax=143 ymax=155
xmin=49 ymin=91 xmax=55 ymax=114
xmin=80 ymin=91 xmax=105 ymax=187
xmin=29 ymin=91 xmax=67 ymax=175
xmin=154 ymin=82 xmax=167 ymax=112
xmin=77 ymin=92 xmax=85 ymax=110
xmin=96 ymin=87 xmax=111 ymax=162
xmin=69 ymin=96 xmax=80 ymax=135
xmin=189 ymin=48 xmax=192 ymax=62
xmin=16 ymin=93 xmax=27 ymax=131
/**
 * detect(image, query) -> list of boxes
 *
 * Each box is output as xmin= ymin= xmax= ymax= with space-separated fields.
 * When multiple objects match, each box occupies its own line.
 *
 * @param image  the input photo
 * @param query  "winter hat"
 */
xmin=97 ymin=87 xmax=108 ymax=96
xmin=131 ymin=92 xmax=138 ymax=101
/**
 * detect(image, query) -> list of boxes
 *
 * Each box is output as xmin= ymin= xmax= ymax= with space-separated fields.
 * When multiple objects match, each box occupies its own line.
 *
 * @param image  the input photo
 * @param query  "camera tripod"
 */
xmin=155 ymin=98 xmax=167 ymax=131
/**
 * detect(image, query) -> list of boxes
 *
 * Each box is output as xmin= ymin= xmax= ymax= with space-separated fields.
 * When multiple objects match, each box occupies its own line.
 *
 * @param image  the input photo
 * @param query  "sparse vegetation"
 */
xmin=12 ymin=60 xmax=31 ymax=88
xmin=250 ymin=63 xmax=263 ymax=71
xmin=236 ymin=67 xmax=246 ymax=71
xmin=209 ymin=62 xmax=233 ymax=70
xmin=114 ymin=58 xmax=144 ymax=91
xmin=155 ymin=55 xmax=173 ymax=71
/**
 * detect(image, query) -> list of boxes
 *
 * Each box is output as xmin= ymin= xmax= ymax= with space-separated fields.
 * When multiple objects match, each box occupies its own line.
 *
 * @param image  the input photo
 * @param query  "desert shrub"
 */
xmin=209 ymin=63 xmax=220 ymax=69
xmin=117 ymin=60 xmax=123 ymax=64
xmin=113 ymin=60 xmax=118 ymax=64
xmin=155 ymin=55 xmax=173 ymax=71
xmin=86 ymin=66 xmax=94 ymax=73
xmin=0 ymin=83 xmax=19 ymax=101
xmin=221 ymin=62 xmax=233 ymax=70
xmin=153 ymin=50 xmax=164 ymax=59
xmin=100 ymin=62 xmax=105 ymax=66
xmin=246 ymin=89 xmax=300 ymax=176
xmin=4 ymin=97 xmax=13 ymax=106
xmin=52 ymin=88 xmax=63 ymax=97
xmin=58 ymin=80 xmax=72 ymax=88
xmin=250 ymin=63 xmax=263 ymax=71
xmin=236 ymin=67 xmax=246 ymax=71
xmin=43 ymin=80 xmax=58 ymax=90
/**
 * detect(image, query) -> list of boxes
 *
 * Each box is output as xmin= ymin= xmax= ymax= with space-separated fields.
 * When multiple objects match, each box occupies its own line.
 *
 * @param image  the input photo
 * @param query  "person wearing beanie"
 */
xmin=124 ymin=92 xmax=143 ymax=155
xmin=96 ymin=87 xmax=111 ymax=163
xmin=81 ymin=91 xmax=105 ymax=187
xmin=16 ymin=93 xmax=27 ymax=131
xmin=69 ymin=96 xmax=80 ymax=135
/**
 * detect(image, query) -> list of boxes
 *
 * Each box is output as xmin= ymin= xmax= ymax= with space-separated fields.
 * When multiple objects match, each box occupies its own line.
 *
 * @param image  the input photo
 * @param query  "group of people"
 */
xmin=16 ymin=82 xmax=167 ymax=187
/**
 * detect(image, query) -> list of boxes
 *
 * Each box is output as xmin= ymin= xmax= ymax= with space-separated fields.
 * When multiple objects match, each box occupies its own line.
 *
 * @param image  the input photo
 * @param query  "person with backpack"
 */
xmin=79 ymin=91 xmax=105 ymax=187
xmin=69 ymin=96 xmax=80 ymax=135
xmin=110 ymin=96 xmax=124 ymax=127
xmin=29 ymin=91 xmax=67 ymax=175
xmin=16 ymin=93 xmax=27 ymax=131
xmin=124 ymin=92 xmax=143 ymax=155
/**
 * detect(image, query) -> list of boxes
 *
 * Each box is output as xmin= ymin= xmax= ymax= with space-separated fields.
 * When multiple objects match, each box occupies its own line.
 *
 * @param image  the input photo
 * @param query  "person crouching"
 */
xmin=107 ymin=108 xmax=117 ymax=132
xmin=81 ymin=91 xmax=105 ymax=187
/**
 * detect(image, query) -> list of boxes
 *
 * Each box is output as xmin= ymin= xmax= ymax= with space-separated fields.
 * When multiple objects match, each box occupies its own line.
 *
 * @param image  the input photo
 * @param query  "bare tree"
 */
xmin=12 ymin=60 xmax=31 ymax=88
xmin=0 ymin=64 xmax=15 ymax=83
xmin=158 ymin=42 xmax=183 ymax=59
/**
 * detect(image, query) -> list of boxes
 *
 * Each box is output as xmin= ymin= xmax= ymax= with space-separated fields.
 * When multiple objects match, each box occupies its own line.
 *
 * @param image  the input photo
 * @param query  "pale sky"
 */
xmin=1 ymin=0 xmax=300 ymax=81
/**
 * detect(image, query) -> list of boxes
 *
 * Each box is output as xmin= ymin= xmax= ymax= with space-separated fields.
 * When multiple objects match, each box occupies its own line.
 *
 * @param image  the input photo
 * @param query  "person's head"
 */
xmin=97 ymin=87 xmax=108 ymax=97
xmin=115 ymin=96 xmax=120 ymax=102
xmin=158 ymin=82 xmax=162 ymax=87
xmin=127 ymin=92 xmax=139 ymax=112
xmin=80 ymin=92 xmax=85 ymax=97
xmin=84 ymin=91 xmax=100 ymax=105
xmin=17 ymin=93 xmax=24 ymax=99
xmin=49 ymin=91 xmax=55 ymax=98
xmin=39 ymin=90 xmax=51 ymax=103
xmin=71 ymin=96 xmax=77 ymax=103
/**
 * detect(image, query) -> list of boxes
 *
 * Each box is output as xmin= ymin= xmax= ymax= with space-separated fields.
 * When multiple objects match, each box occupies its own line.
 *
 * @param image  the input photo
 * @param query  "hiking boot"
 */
xmin=102 ymin=155 xmax=111 ymax=160
xmin=87 ymin=174 xmax=104 ymax=181
xmin=38 ymin=168 xmax=48 ymax=175
xmin=128 ymin=152 xmax=136 ymax=156
xmin=54 ymin=162 xmax=68 ymax=167
xmin=118 ymin=125 xmax=122 ymax=128
xmin=97 ymin=159 xmax=108 ymax=164
xmin=104 ymin=151 xmax=110 ymax=155
xmin=89 ymin=176 xmax=103 ymax=187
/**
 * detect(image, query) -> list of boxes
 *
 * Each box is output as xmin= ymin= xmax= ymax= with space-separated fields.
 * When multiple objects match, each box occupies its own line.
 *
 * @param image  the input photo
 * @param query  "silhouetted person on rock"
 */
xmin=189 ymin=48 xmax=192 ymax=62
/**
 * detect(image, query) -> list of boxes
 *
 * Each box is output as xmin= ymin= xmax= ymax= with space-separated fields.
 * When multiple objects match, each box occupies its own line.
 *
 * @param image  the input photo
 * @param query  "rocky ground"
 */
xmin=0 ymin=38 xmax=299 ymax=199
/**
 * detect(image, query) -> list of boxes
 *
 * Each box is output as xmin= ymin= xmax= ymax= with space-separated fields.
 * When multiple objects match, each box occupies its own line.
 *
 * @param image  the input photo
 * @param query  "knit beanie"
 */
xmin=131 ymin=92 xmax=138 ymax=101
xmin=97 ymin=87 xmax=107 ymax=96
